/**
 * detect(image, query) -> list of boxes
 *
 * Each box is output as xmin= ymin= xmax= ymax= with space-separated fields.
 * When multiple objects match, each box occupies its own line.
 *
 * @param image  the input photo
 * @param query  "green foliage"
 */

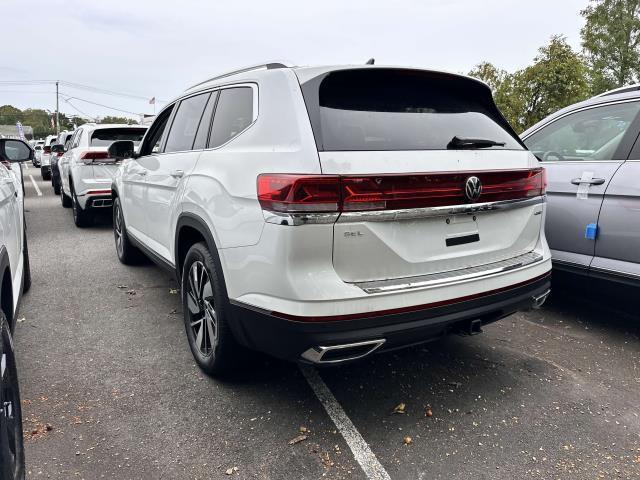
xmin=581 ymin=0 xmax=640 ymax=94
xmin=99 ymin=116 xmax=138 ymax=125
xmin=470 ymin=36 xmax=591 ymax=132
xmin=0 ymin=105 xmax=88 ymax=138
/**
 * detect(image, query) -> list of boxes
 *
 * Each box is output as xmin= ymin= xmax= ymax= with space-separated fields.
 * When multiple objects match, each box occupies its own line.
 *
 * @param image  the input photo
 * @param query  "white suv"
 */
xmin=58 ymin=123 xmax=147 ymax=227
xmin=110 ymin=63 xmax=552 ymax=376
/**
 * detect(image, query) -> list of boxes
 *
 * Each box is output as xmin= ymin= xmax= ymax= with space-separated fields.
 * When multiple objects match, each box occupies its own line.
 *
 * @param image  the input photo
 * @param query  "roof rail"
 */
xmin=186 ymin=62 xmax=294 ymax=91
xmin=594 ymin=84 xmax=640 ymax=98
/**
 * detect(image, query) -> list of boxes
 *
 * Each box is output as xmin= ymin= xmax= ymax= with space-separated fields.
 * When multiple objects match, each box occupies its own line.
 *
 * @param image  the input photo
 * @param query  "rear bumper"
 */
xmin=229 ymin=272 xmax=551 ymax=363
xmin=40 ymin=165 xmax=50 ymax=174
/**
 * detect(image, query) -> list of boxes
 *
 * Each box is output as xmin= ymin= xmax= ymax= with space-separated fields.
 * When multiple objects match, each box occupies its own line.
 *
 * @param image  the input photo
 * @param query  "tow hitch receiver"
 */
xmin=458 ymin=319 xmax=483 ymax=336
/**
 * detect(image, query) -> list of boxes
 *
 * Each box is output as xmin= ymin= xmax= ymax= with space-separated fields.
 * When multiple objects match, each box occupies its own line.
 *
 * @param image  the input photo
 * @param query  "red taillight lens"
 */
xmin=56 ymin=151 xmax=64 ymax=157
xmin=43 ymin=146 xmax=51 ymax=153
xmin=80 ymin=151 xmax=110 ymax=164
xmin=257 ymin=174 xmax=341 ymax=213
xmin=257 ymin=169 xmax=546 ymax=214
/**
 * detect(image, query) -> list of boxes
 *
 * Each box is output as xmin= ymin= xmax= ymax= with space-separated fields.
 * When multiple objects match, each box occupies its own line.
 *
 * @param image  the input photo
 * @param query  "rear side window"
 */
xmin=209 ymin=87 xmax=254 ymax=148
xmin=91 ymin=128 xmax=146 ymax=147
xmin=164 ymin=92 xmax=211 ymax=153
xmin=301 ymin=69 xmax=522 ymax=152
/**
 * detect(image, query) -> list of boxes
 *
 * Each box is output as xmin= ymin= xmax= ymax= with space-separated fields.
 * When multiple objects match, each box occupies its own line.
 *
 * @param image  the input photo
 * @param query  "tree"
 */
xmin=469 ymin=36 xmax=590 ymax=132
xmin=581 ymin=0 xmax=640 ymax=94
xmin=99 ymin=116 xmax=138 ymax=125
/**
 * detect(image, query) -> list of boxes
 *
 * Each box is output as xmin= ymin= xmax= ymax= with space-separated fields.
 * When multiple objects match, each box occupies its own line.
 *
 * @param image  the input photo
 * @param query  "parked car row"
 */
xmin=19 ymin=64 xmax=640 ymax=380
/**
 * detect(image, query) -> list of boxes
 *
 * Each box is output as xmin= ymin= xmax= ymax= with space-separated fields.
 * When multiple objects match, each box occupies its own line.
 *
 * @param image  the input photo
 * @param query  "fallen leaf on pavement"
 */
xmin=299 ymin=426 xmax=308 ymax=433
xmin=116 ymin=285 xmax=128 ymax=289
xmin=393 ymin=403 xmax=406 ymax=414
xmin=288 ymin=434 xmax=308 ymax=445
xmin=16 ymin=317 xmax=25 ymax=323
xmin=426 ymin=407 xmax=433 ymax=417
xmin=404 ymin=436 xmax=412 ymax=445
xmin=169 ymin=288 xmax=179 ymax=294
xmin=126 ymin=289 xmax=136 ymax=296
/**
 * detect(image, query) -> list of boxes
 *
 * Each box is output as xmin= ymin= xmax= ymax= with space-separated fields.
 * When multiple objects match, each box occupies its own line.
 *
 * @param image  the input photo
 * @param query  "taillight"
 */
xmin=80 ymin=151 xmax=109 ymax=164
xmin=257 ymin=175 xmax=341 ymax=213
xmin=56 ymin=151 xmax=64 ymax=157
xmin=257 ymin=169 xmax=546 ymax=214
xmin=43 ymin=146 xmax=51 ymax=153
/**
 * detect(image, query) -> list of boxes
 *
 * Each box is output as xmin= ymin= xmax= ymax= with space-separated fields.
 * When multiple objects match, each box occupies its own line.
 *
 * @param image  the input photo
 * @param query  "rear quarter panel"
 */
xmin=180 ymin=69 xmax=321 ymax=252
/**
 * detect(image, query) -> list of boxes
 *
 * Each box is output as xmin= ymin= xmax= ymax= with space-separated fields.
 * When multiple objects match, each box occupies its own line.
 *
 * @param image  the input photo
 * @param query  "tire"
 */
xmin=22 ymin=227 xmax=31 ymax=294
xmin=53 ymin=180 xmax=60 ymax=195
xmin=71 ymin=185 xmax=90 ymax=228
xmin=61 ymin=185 xmax=72 ymax=208
xmin=40 ymin=168 xmax=51 ymax=181
xmin=182 ymin=242 xmax=241 ymax=377
xmin=0 ymin=312 xmax=26 ymax=480
xmin=113 ymin=197 xmax=144 ymax=265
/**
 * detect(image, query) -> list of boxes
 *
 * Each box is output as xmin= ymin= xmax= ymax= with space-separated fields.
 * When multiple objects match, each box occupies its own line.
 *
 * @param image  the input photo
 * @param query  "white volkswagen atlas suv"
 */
xmin=58 ymin=123 xmax=147 ymax=227
xmin=109 ymin=63 xmax=552 ymax=376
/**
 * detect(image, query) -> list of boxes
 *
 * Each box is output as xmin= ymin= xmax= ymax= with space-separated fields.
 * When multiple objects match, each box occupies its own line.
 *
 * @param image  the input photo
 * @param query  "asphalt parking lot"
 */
xmin=14 ymin=164 xmax=640 ymax=479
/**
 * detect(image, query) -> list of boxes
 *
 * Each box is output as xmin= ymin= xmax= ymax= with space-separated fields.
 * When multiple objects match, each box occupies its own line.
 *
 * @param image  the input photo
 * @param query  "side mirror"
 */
xmin=108 ymin=140 xmax=135 ymax=160
xmin=0 ymin=139 xmax=34 ymax=162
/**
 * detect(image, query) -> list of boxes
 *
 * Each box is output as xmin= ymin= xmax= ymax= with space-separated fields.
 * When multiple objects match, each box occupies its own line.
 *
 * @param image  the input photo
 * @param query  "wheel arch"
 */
xmin=175 ymin=213 xmax=225 ymax=284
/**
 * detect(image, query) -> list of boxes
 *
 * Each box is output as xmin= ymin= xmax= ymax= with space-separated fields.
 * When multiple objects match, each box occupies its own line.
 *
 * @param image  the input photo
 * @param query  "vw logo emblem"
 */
xmin=464 ymin=176 xmax=482 ymax=202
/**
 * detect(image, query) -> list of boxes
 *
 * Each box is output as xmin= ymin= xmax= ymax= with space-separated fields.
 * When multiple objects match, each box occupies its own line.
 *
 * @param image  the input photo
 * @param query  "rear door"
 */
xmin=142 ymin=91 xmax=212 ymax=261
xmin=524 ymin=100 xmax=640 ymax=268
xmin=591 ymin=118 xmax=640 ymax=280
xmin=299 ymin=68 xmax=544 ymax=283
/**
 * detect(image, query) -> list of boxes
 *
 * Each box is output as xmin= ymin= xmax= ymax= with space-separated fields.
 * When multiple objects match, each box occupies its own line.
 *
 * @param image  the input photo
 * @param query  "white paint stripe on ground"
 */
xmin=29 ymin=175 xmax=42 ymax=196
xmin=300 ymin=365 xmax=391 ymax=480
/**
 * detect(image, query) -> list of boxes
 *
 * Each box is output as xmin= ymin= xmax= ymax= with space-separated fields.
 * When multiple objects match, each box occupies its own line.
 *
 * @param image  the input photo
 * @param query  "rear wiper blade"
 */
xmin=447 ymin=136 xmax=506 ymax=149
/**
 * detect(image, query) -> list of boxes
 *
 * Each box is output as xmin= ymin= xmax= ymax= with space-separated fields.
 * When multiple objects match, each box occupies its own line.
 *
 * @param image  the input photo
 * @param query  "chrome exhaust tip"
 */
xmin=301 ymin=339 xmax=386 ymax=364
xmin=532 ymin=289 xmax=551 ymax=309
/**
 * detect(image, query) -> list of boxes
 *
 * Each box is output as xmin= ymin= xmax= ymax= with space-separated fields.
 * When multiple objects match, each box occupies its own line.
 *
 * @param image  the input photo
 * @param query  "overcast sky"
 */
xmin=2 ymin=0 xmax=587 ymax=122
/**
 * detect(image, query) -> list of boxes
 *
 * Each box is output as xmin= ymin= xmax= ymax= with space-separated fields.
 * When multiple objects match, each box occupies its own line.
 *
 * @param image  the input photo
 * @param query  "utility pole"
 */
xmin=55 ymin=81 xmax=60 ymax=135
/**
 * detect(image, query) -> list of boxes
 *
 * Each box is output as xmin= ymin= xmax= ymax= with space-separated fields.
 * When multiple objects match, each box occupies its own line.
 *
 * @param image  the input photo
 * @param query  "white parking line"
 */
xmin=300 ymin=366 xmax=391 ymax=480
xmin=29 ymin=175 xmax=42 ymax=196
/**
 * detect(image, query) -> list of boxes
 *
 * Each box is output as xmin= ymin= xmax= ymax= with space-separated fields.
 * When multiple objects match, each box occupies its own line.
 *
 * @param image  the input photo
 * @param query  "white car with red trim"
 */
xmin=109 ymin=63 xmax=552 ymax=376
xmin=58 ymin=123 xmax=147 ymax=227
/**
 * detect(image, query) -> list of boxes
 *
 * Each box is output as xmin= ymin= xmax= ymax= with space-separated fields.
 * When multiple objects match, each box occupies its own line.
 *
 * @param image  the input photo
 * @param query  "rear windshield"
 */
xmin=90 ymin=128 xmax=146 ymax=147
xmin=300 ymin=69 xmax=522 ymax=151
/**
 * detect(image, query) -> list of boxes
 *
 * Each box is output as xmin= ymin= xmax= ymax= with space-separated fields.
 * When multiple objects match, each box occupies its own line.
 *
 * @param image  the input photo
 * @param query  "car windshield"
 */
xmin=90 ymin=128 xmax=147 ymax=147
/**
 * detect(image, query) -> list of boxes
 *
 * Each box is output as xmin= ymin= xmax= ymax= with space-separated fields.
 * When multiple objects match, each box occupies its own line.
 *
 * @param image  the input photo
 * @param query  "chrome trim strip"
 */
xmin=263 ymin=210 xmax=340 ymax=226
xmin=589 ymin=266 xmax=640 ymax=280
xmin=337 ymin=196 xmax=545 ymax=223
xmin=354 ymin=251 xmax=545 ymax=294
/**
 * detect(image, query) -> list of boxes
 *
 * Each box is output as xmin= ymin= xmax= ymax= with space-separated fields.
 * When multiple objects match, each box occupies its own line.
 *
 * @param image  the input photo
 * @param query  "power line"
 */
xmin=0 ymin=79 xmax=166 ymax=103
xmin=59 ymin=92 xmax=143 ymax=116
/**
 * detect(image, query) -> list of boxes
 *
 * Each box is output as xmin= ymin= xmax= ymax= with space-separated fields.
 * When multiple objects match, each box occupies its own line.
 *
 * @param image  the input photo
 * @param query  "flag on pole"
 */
xmin=16 ymin=121 xmax=26 ymax=141
xmin=149 ymin=97 xmax=156 ymax=105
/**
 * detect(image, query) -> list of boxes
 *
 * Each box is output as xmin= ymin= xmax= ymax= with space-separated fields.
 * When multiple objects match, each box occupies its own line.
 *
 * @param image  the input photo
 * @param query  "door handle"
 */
xmin=571 ymin=177 xmax=605 ymax=186
xmin=170 ymin=170 xmax=184 ymax=178
xmin=138 ymin=169 xmax=147 ymax=176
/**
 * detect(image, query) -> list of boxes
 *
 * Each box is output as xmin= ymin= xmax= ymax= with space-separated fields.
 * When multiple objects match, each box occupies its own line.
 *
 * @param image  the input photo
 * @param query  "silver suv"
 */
xmin=523 ymin=85 xmax=640 ymax=285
